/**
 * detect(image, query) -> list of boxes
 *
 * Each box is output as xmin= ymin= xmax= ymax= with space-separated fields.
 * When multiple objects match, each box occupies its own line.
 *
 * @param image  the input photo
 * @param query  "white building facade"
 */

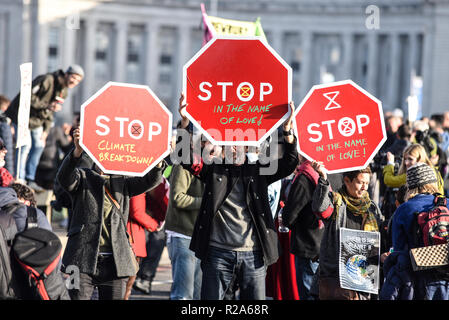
xmin=0 ymin=0 xmax=448 ymax=125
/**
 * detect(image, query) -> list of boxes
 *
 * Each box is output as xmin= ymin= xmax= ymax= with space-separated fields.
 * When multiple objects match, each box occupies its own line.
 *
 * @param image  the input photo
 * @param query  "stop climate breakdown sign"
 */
xmin=294 ymin=80 xmax=386 ymax=174
xmin=80 ymin=82 xmax=172 ymax=177
xmin=183 ymin=36 xmax=292 ymax=146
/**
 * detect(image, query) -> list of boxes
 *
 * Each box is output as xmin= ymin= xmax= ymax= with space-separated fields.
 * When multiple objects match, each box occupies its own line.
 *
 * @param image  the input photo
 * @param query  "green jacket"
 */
xmin=165 ymin=164 xmax=204 ymax=237
xmin=6 ymin=70 xmax=68 ymax=133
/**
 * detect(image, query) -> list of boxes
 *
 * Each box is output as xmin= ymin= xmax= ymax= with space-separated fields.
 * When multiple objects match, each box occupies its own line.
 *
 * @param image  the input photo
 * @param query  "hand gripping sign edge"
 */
xmin=182 ymin=35 xmax=292 ymax=146
xmin=79 ymin=81 xmax=173 ymax=177
xmin=293 ymin=79 xmax=387 ymax=174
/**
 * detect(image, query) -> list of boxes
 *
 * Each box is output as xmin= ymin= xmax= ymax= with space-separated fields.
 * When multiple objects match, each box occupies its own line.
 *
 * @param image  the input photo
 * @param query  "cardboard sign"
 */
xmin=294 ymin=80 xmax=386 ymax=173
xmin=80 ymin=82 xmax=172 ymax=176
xmin=16 ymin=63 xmax=32 ymax=148
xmin=339 ymin=227 xmax=380 ymax=295
xmin=183 ymin=36 xmax=291 ymax=146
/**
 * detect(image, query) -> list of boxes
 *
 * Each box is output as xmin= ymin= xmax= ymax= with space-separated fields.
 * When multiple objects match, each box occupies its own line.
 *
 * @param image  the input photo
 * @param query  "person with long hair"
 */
xmin=383 ymin=143 xmax=444 ymax=194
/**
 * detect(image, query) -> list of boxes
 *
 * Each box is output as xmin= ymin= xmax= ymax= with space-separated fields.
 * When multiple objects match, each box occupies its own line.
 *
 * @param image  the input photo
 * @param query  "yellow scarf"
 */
xmin=333 ymin=188 xmax=379 ymax=232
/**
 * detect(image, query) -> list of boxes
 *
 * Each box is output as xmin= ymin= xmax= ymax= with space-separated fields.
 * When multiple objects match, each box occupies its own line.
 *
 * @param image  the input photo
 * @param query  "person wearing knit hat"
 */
xmin=406 ymin=162 xmax=438 ymax=190
xmin=66 ymin=64 xmax=85 ymax=78
xmin=381 ymin=159 xmax=449 ymax=300
xmin=5 ymin=64 xmax=84 ymax=192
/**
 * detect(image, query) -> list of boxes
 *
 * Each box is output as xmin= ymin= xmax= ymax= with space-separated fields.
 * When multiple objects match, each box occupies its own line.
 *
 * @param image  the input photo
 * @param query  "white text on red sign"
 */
xmin=95 ymin=116 xmax=162 ymax=141
xmin=198 ymin=82 xmax=273 ymax=102
xmin=307 ymin=115 xmax=370 ymax=143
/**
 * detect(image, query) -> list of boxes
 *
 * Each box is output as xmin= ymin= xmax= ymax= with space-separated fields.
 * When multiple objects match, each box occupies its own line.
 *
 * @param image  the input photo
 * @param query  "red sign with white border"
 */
xmin=80 ymin=82 xmax=172 ymax=176
xmin=183 ymin=36 xmax=292 ymax=146
xmin=293 ymin=80 xmax=386 ymax=174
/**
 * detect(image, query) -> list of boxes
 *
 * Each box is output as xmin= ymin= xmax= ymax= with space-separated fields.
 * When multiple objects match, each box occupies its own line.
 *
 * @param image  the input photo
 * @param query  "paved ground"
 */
xmin=129 ymin=249 xmax=172 ymax=300
xmin=53 ymin=222 xmax=172 ymax=300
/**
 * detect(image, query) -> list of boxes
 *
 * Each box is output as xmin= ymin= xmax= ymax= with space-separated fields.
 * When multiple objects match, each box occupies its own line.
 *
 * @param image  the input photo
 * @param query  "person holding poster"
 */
xmin=311 ymin=161 xmax=384 ymax=300
xmin=176 ymin=93 xmax=299 ymax=300
xmin=56 ymin=128 xmax=166 ymax=300
xmin=6 ymin=65 xmax=84 ymax=191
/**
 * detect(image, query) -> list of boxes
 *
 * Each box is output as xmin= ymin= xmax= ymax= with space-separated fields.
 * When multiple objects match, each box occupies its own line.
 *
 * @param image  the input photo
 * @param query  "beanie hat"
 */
xmin=406 ymin=162 xmax=437 ymax=189
xmin=66 ymin=64 xmax=85 ymax=78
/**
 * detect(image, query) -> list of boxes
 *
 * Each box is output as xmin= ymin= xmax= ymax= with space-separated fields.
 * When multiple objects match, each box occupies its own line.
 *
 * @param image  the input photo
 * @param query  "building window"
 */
xmin=94 ymin=22 xmax=114 ymax=90
xmin=157 ymin=27 xmax=176 ymax=100
xmin=126 ymin=25 xmax=145 ymax=84
xmin=190 ymin=28 xmax=203 ymax=57
xmin=47 ymin=26 xmax=60 ymax=72
xmin=352 ymin=34 xmax=368 ymax=88
xmin=283 ymin=32 xmax=302 ymax=103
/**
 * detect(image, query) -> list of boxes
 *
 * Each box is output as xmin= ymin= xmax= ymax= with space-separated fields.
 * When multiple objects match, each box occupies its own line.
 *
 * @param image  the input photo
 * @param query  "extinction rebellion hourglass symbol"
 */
xmin=131 ymin=123 xmax=142 ymax=138
xmin=323 ymin=91 xmax=341 ymax=110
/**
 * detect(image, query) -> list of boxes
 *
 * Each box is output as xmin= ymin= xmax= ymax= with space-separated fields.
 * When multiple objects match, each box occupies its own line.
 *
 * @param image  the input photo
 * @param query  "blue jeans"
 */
xmin=295 ymin=256 xmax=319 ymax=300
xmin=200 ymin=246 xmax=266 ymax=300
xmin=16 ymin=126 xmax=45 ymax=181
xmin=167 ymin=236 xmax=202 ymax=300
xmin=415 ymin=273 xmax=449 ymax=300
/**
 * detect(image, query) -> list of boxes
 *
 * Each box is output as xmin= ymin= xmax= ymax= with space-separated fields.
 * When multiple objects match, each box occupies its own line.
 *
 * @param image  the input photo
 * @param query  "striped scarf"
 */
xmin=334 ymin=188 xmax=379 ymax=232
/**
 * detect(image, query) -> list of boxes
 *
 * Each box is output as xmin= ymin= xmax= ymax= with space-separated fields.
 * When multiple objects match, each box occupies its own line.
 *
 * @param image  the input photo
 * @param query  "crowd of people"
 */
xmin=1 ymin=65 xmax=449 ymax=301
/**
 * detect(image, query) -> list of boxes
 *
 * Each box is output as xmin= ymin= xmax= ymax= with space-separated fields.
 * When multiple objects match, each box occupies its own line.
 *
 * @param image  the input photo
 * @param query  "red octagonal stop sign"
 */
xmin=183 ymin=36 xmax=292 ymax=146
xmin=294 ymin=80 xmax=386 ymax=174
xmin=80 ymin=82 xmax=172 ymax=176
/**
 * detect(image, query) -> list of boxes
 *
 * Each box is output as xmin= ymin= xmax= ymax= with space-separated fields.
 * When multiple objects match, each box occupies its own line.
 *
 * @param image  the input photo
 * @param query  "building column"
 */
xmin=176 ymin=24 xmax=191 ymax=108
xmin=145 ymin=21 xmax=160 ymax=89
xmin=82 ymin=16 xmax=96 ymax=102
xmin=387 ymin=32 xmax=400 ymax=109
xmin=6 ymin=5 xmax=23 ymax=97
xmin=366 ymin=32 xmax=378 ymax=95
xmin=408 ymin=32 xmax=418 ymax=94
xmin=114 ymin=20 xmax=128 ymax=82
xmin=299 ymin=30 xmax=312 ymax=100
xmin=22 ymin=0 xmax=32 ymax=63
xmin=342 ymin=31 xmax=353 ymax=80
xmin=269 ymin=28 xmax=283 ymax=54
xmin=0 ymin=13 xmax=6 ymax=94
xmin=421 ymin=29 xmax=433 ymax=117
xmin=59 ymin=21 xmax=77 ymax=124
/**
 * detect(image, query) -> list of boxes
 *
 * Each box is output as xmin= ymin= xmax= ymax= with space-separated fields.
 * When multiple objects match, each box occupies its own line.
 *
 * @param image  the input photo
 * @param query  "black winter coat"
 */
xmin=182 ymin=141 xmax=299 ymax=266
xmin=56 ymin=150 xmax=164 ymax=277
xmin=282 ymin=174 xmax=324 ymax=259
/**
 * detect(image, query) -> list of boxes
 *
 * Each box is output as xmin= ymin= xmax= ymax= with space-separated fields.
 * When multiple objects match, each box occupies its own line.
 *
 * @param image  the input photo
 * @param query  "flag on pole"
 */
xmin=200 ymin=3 xmax=267 ymax=46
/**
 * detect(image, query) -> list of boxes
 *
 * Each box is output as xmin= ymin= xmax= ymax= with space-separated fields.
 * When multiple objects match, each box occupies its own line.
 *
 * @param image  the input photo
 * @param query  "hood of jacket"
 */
xmin=0 ymin=186 xmax=20 ymax=208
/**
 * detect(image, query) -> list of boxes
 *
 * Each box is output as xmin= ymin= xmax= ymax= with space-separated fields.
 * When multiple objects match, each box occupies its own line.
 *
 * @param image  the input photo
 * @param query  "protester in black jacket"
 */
xmin=56 ymin=128 xmax=165 ymax=300
xmin=282 ymin=156 xmax=330 ymax=300
xmin=176 ymin=93 xmax=299 ymax=300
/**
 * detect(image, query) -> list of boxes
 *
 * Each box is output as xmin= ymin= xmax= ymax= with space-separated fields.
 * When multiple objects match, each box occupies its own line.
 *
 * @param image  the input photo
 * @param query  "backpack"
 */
xmin=415 ymin=194 xmax=449 ymax=247
xmin=0 ymin=205 xmax=19 ymax=299
xmin=0 ymin=204 xmax=69 ymax=300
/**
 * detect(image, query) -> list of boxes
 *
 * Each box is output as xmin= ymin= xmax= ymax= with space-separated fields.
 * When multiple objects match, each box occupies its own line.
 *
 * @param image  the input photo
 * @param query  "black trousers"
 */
xmin=137 ymin=229 xmax=166 ymax=281
xmin=69 ymin=255 xmax=127 ymax=300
